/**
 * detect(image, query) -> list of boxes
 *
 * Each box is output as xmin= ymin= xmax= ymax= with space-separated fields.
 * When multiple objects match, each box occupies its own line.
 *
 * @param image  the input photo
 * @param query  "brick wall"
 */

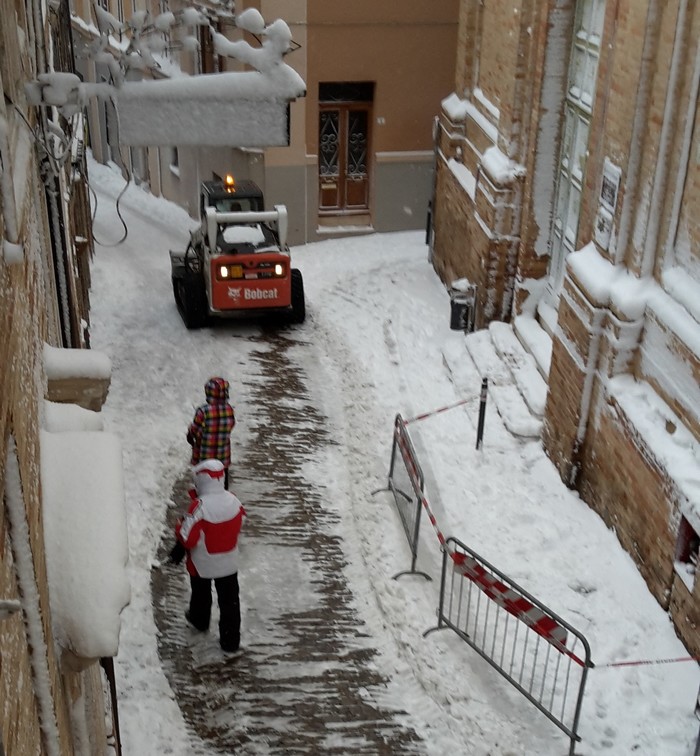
xmin=670 ymin=576 xmax=700 ymax=658
xmin=1 ymin=1 xmax=115 ymax=751
xmin=440 ymin=0 xmax=700 ymax=663
xmin=579 ymin=394 xmax=700 ymax=657
xmin=580 ymin=403 xmax=676 ymax=604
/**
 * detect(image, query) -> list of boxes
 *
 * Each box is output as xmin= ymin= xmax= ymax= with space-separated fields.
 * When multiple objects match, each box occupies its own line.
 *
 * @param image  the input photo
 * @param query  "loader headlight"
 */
xmin=274 ymin=264 xmax=284 ymax=276
xmin=217 ymin=264 xmax=243 ymax=280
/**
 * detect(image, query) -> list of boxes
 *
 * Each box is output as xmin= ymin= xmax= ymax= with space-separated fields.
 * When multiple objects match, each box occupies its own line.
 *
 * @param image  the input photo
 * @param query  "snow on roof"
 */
xmin=115 ymin=68 xmax=305 ymax=147
xmin=44 ymin=342 xmax=112 ymax=380
xmin=38 ymin=8 xmax=307 ymax=146
xmin=40 ymin=430 xmax=130 ymax=659
xmin=222 ymin=225 xmax=266 ymax=245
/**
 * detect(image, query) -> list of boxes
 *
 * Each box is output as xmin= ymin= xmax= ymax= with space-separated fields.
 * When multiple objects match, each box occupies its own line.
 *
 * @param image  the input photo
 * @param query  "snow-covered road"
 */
xmin=89 ymin=156 xmax=700 ymax=755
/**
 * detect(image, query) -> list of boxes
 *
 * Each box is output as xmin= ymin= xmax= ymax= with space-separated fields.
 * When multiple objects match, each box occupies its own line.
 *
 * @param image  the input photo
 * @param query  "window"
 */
xmin=675 ymin=516 xmax=700 ymax=591
xmin=548 ymin=0 xmax=605 ymax=291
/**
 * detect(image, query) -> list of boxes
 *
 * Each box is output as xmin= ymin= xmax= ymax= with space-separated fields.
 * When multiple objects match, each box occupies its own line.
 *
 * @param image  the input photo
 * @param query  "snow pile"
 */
xmin=44 ymin=401 xmax=105 ymax=432
xmin=40 ymin=429 xmax=130 ymax=659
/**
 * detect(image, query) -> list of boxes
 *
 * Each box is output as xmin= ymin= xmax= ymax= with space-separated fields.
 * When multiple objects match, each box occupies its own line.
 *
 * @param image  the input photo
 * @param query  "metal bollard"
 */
xmin=476 ymin=377 xmax=488 ymax=450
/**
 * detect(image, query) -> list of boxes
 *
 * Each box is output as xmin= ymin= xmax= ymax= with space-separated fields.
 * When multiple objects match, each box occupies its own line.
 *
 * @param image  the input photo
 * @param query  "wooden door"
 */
xmin=319 ymin=103 xmax=370 ymax=214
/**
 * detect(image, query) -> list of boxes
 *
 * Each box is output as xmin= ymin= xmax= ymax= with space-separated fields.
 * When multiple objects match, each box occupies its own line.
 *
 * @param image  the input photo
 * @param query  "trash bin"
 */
xmin=450 ymin=292 xmax=470 ymax=330
xmin=449 ymin=280 xmax=476 ymax=331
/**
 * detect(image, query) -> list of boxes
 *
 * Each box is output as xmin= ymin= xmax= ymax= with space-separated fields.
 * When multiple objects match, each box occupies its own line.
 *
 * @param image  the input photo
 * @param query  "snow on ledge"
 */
xmin=480 ymin=146 xmax=525 ymax=187
xmin=607 ymin=375 xmax=700 ymax=530
xmin=43 ymin=401 xmax=104 ymax=433
xmin=662 ymin=267 xmax=700 ymax=325
xmin=40 ymin=430 xmax=130 ymax=658
xmin=442 ymin=92 xmax=469 ymax=122
xmin=44 ymin=343 xmax=111 ymax=381
xmin=447 ymin=158 xmax=476 ymax=201
xmin=441 ymin=92 xmax=499 ymax=142
xmin=567 ymin=243 xmax=652 ymax=319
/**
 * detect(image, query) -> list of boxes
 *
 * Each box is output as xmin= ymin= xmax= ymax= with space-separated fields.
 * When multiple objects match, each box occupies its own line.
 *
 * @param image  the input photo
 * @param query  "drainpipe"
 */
xmin=663 ymin=35 xmax=700 ymax=264
xmin=5 ymin=438 xmax=62 ymax=756
xmin=641 ymin=0 xmax=689 ymax=277
xmin=614 ymin=0 xmax=662 ymax=267
xmin=569 ymin=304 xmax=606 ymax=487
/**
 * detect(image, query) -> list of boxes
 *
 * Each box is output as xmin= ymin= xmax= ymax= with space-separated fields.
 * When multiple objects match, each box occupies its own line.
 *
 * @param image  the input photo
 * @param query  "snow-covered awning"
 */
xmin=40 ymin=427 xmax=130 ymax=659
xmin=115 ymin=70 xmax=303 ymax=146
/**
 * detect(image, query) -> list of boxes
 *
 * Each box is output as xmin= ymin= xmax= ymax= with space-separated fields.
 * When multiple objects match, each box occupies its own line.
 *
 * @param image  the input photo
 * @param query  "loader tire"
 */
xmin=290 ymin=269 xmax=306 ymax=324
xmin=178 ymin=274 xmax=208 ymax=330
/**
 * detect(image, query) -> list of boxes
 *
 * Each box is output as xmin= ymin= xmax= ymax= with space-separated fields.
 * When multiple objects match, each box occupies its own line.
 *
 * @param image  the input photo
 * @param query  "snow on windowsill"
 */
xmin=40 ymin=429 xmax=130 ymax=659
xmin=44 ymin=343 xmax=111 ymax=380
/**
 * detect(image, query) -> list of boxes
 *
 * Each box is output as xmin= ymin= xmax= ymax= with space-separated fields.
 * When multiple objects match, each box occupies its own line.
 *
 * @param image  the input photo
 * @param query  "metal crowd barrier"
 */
xmin=382 ymin=413 xmax=430 ymax=580
xmin=425 ymin=536 xmax=592 ymax=755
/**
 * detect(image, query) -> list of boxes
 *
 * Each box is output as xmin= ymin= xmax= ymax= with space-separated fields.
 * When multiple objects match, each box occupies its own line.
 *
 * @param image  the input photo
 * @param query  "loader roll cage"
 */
xmin=203 ymin=206 xmax=289 ymax=253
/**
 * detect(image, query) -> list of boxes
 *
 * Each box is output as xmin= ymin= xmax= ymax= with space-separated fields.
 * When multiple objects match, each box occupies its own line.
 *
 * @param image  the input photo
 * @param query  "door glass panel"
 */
xmin=319 ymin=111 xmax=339 ymax=177
xmin=347 ymin=111 xmax=368 ymax=177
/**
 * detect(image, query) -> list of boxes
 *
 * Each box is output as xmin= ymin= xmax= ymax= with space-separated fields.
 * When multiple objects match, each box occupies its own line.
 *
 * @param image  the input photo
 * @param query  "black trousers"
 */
xmin=188 ymin=572 xmax=240 ymax=651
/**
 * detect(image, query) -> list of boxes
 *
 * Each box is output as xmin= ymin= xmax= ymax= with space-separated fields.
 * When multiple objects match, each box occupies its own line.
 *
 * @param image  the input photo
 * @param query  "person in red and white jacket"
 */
xmin=174 ymin=459 xmax=245 ymax=653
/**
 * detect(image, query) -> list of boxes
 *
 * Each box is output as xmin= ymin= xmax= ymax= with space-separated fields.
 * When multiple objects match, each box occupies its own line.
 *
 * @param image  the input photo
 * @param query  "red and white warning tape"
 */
xmin=596 ymin=656 xmax=698 ymax=668
xmin=404 ymin=397 xmax=473 ymax=425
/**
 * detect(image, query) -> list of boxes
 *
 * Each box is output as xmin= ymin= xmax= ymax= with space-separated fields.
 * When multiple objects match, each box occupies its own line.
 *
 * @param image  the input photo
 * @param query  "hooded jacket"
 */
xmin=176 ymin=460 xmax=245 ymax=578
xmin=188 ymin=377 xmax=236 ymax=467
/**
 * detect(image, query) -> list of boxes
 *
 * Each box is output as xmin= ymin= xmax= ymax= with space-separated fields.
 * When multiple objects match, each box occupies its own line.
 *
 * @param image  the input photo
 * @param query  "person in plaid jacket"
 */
xmin=187 ymin=376 xmax=236 ymax=489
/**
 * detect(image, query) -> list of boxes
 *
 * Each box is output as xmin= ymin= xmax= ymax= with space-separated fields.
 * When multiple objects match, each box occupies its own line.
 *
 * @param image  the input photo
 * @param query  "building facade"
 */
xmin=1 ymin=0 xmax=127 ymax=752
xmin=71 ymin=0 xmax=459 ymax=245
xmin=431 ymin=0 xmax=700 ymax=655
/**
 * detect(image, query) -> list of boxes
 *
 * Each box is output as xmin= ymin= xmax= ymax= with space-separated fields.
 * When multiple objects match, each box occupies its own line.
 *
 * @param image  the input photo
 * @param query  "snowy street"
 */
xmin=88 ymin=157 xmax=700 ymax=755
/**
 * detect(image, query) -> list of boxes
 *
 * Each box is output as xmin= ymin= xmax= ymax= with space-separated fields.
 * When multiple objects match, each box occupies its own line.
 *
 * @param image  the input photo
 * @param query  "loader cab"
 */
xmin=200 ymin=174 xmax=265 ymax=219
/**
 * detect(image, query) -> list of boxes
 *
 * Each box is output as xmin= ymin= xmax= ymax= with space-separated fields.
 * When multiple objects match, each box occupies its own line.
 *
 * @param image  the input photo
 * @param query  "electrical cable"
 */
xmin=87 ymin=93 xmax=131 ymax=247
xmin=87 ymin=166 xmax=130 ymax=248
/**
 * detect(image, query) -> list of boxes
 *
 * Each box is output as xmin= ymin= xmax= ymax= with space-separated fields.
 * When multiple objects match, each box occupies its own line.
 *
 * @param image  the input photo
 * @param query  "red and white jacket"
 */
xmin=176 ymin=461 xmax=245 ymax=579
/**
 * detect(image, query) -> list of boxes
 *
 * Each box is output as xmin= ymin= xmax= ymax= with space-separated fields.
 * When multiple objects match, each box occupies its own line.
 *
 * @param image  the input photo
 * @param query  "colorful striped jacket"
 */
xmin=188 ymin=377 xmax=236 ymax=467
